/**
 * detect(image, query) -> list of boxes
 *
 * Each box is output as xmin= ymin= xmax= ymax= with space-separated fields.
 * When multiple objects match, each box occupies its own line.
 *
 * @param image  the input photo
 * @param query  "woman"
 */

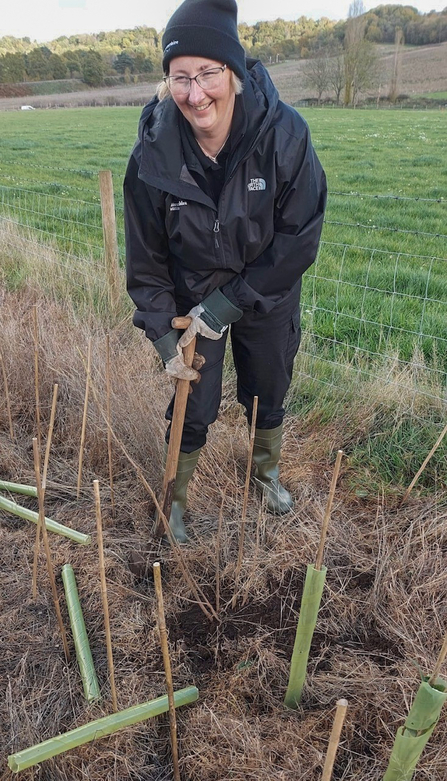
xmin=124 ymin=0 xmax=327 ymax=543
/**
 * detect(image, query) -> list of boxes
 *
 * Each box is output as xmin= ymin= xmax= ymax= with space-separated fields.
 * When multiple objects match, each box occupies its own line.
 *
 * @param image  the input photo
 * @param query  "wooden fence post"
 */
xmin=99 ymin=170 xmax=120 ymax=311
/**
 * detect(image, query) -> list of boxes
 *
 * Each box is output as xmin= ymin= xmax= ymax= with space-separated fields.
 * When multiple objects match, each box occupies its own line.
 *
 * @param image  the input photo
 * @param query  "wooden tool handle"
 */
xmin=172 ymin=316 xmax=192 ymax=330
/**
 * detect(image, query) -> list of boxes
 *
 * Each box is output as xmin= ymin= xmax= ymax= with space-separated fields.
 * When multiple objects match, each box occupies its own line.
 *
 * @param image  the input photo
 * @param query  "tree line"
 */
xmin=0 ymin=4 xmax=446 ymax=86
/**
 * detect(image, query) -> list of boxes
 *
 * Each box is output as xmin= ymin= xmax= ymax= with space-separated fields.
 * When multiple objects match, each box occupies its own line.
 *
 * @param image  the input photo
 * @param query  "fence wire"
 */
xmin=0 ymin=176 xmax=445 ymax=410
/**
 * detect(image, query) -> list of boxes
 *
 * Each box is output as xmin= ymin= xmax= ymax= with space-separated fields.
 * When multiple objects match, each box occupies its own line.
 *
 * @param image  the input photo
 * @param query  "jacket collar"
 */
xmin=136 ymin=60 xmax=279 ymax=203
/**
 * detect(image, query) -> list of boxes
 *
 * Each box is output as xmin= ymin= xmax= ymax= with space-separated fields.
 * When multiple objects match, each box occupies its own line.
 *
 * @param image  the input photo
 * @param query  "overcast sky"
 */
xmin=4 ymin=0 xmax=446 ymax=43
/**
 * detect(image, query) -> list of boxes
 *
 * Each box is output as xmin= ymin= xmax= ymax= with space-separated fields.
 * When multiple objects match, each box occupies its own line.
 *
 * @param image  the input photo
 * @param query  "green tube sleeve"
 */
xmin=383 ymin=679 xmax=447 ymax=781
xmin=61 ymin=564 xmax=101 ymax=703
xmin=284 ymin=564 xmax=327 ymax=708
xmin=8 ymin=685 xmax=199 ymax=772
xmin=0 ymin=480 xmax=38 ymax=497
xmin=0 ymin=494 xmax=91 ymax=545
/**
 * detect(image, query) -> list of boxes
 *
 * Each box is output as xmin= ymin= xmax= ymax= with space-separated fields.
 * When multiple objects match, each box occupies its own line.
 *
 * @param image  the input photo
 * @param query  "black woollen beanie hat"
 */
xmin=162 ymin=0 xmax=246 ymax=81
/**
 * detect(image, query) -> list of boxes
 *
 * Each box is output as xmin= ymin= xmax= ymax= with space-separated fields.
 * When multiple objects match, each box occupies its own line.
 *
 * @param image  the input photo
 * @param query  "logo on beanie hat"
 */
xmin=164 ymin=40 xmax=179 ymax=55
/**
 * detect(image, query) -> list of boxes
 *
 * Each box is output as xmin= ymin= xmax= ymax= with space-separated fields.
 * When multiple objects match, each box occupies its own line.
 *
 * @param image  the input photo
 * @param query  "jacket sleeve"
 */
xmin=124 ymin=154 xmax=178 ymax=348
xmin=221 ymin=127 xmax=327 ymax=313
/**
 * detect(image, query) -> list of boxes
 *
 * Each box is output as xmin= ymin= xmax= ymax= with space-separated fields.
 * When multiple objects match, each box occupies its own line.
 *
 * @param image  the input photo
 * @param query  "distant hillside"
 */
xmin=0 ymin=42 xmax=446 ymax=111
xmin=272 ymin=42 xmax=447 ymax=105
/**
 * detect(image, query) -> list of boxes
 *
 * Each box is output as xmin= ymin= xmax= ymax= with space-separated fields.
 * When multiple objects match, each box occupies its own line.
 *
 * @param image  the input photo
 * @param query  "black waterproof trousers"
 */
xmin=165 ymin=287 xmax=302 ymax=453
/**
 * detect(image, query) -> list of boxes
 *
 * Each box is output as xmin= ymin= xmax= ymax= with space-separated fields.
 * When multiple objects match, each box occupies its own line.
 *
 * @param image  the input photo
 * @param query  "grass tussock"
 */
xmin=1 ymin=281 xmax=447 ymax=781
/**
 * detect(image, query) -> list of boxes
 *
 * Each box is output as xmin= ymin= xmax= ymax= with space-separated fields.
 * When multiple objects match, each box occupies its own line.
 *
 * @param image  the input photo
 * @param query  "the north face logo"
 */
xmin=247 ymin=178 xmax=266 ymax=191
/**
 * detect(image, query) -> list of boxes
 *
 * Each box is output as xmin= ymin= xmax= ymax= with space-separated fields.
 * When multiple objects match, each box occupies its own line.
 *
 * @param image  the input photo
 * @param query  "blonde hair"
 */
xmin=156 ymin=70 xmax=243 ymax=101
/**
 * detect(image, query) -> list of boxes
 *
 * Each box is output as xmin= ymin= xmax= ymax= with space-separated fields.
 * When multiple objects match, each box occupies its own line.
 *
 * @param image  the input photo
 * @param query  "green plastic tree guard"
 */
xmin=0 ymin=480 xmax=38 ymax=497
xmin=61 ymin=564 xmax=101 ymax=702
xmin=0 ymin=494 xmax=90 ymax=545
xmin=8 ymin=685 xmax=199 ymax=772
xmin=284 ymin=563 xmax=327 ymax=708
xmin=383 ymin=678 xmax=447 ymax=781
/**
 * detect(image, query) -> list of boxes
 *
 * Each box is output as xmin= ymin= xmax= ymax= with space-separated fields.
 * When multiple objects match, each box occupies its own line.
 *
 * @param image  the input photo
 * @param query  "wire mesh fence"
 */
xmin=0 ymin=167 xmax=445 ymax=409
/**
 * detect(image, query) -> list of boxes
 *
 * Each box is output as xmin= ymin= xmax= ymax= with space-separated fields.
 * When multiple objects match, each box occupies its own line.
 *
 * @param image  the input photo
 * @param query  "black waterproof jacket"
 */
xmin=124 ymin=59 xmax=327 ymax=345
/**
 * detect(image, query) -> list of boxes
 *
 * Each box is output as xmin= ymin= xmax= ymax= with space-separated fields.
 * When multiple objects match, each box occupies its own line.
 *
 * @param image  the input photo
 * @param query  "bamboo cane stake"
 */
xmin=105 ymin=335 xmax=115 ymax=515
xmin=315 ymin=450 xmax=344 ymax=571
xmin=429 ymin=628 xmax=447 ymax=686
xmin=153 ymin=562 xmax=181 ymax=781
xmin=32 ymin=439 xmax=70 ymax=661
xmin=32 ymin=305 xmax=41 ymax=449
xmin=233 ymin=396 xmax=259 ymax=600
xmin=402 ymin=421 xmax=447 ymax=504
xmin=94 ymin=479 xmax=118 ymax=711
xmin=8 ymin=686 xmax=199 ymax=773
xmin=78 ymin=358 xmax=217 ymax=623
xmin=77 ymin=339 xmax=92 ymax=499
xmin=42 ymin=383 xmax=58 ymax=491
xmin=0 ymin=348 xmax=14 ymax=440
xmin=322 ymin=699 xmax=348 ymax=781
xmin=0 ymin=493 xmax=90 ymax=544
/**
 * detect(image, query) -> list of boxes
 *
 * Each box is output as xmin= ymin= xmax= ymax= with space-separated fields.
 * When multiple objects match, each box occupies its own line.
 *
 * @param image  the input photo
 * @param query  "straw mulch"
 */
xmin=1 ymin=287 xmax=446 ymax=781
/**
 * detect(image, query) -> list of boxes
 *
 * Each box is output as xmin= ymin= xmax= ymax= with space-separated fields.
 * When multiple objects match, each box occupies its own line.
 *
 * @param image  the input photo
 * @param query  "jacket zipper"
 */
xmin=213 ymin=219 xmax=220 ymax=249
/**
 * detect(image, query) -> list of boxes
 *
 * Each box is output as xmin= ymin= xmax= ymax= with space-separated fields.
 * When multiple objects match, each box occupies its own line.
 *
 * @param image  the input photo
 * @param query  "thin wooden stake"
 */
xmin=105 ymin=335 xmax=115 ymax=515
xmin=215 ymin=493 xmax=226 ymax=615
xmin=0 ymin=348 xmax=14 ymax=440
xmin=32 ymin=439 xmax=70 ymax=661
xmin=94 ymin=479 xmax=118 ymax=711
xmin=77 ymin=339 xmax=92 ymax=499
xmin=32 ymin=305 xmax=41 ymax=449
xmin=402 ymin=421 xmax=447 ymax=504
xmin=428 ymin=628 xmax=447 ymax=686
xmin=153 ymin=562 xmax=181 ymax=781
xmin=32 ymin=383 xmax=58 ymax=597
xmin=321 ymin=699 xmax=348 ymax=781
xmin=42 ymin=384 xmax=58 ymax=491
xmin=241 ymin=497 xmax=264 ymax=608
xmin=233 ymin=395 xmax=259 ymax=599
xmin=315 ymin=450 xmax=344 ymax=571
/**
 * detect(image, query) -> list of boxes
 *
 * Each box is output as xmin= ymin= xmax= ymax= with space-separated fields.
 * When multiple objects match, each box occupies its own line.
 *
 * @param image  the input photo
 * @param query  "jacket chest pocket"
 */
xmin=165 ymin=199 xmax=222 ymax=269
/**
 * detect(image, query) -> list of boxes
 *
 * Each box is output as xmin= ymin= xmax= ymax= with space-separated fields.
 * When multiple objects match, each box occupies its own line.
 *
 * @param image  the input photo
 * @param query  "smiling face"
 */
xmin=168 ymin=56 xmax=235 ymax=139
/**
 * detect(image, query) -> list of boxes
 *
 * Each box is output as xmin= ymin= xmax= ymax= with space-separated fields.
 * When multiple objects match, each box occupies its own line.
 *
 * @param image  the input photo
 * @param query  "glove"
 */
xmin=178 ymin=288 xmax=243 ymax=349
xmin=178 ymin=303 xmax=225 ymax=349
xmin=165 ymin=344 xmax=205 ymax=383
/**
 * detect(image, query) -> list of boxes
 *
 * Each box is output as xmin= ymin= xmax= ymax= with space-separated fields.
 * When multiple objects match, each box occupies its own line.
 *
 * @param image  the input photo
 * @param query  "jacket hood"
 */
xmin=135 ymin=59 xmax=279 ymax=198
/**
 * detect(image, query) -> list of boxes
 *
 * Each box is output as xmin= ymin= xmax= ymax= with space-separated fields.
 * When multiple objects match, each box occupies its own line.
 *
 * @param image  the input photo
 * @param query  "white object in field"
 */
xmin=21 ymin=105 xmax=35 ymax=110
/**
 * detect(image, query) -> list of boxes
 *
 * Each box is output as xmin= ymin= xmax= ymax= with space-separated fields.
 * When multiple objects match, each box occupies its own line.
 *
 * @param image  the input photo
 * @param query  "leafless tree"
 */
xmin=302 ymin=47 xmax=331 ymax=104
xmin=327 ymin=44 xmax=345 ymax=104
xmin=344 ymin=0 xmax=379 ymax=105
xmin=388 ymin=27 xmax=404 ymax=102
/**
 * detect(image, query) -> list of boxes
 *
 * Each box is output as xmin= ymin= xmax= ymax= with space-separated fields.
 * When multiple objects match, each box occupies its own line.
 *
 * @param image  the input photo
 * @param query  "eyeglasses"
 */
xmin=164 ymin=65 xmax=227 ymax=95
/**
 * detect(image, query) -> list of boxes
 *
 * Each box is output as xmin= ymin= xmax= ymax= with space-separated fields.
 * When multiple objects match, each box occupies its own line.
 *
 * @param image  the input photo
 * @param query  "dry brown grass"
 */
xmin=1 ymin=280 xmax=446 ymax=781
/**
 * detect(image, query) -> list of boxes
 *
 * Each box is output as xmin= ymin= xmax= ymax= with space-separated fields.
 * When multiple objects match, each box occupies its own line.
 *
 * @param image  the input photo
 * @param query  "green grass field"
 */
xmin=0 ymin=106 xmax=446 ymax=490
xmin=0 ymin=105 xmax=446 ymax=490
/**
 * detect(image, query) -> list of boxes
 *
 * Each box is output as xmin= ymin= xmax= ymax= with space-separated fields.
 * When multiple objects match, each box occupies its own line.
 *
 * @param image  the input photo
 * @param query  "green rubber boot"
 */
xmin=161 ymin=446 xmax=202 ymax=543
xmin=252 ymin=424 xmax=294 ymax=514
